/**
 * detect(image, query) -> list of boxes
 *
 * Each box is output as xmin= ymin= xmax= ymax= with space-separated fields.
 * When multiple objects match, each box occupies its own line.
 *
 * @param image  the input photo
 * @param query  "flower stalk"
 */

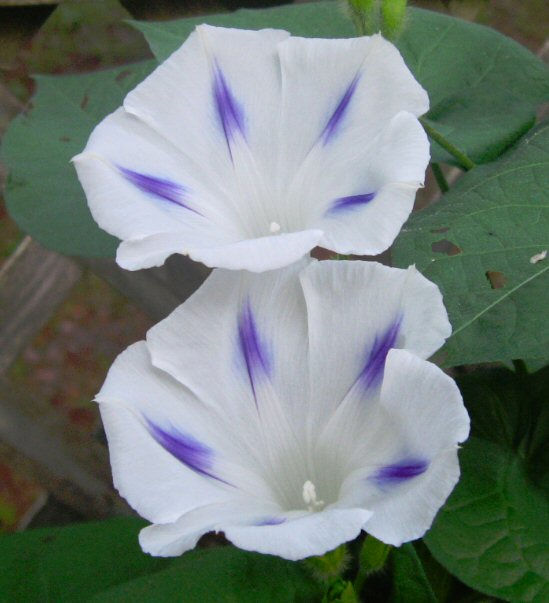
xmin=347 ymin=0 xmax=380 ymax=36
xmin=420 ymin=117 xmax=476 ymax=171
xmin=354 ymin=536 xmax=392 ymax=594
xmin=431 ymin=162 xmax=450 ymax=194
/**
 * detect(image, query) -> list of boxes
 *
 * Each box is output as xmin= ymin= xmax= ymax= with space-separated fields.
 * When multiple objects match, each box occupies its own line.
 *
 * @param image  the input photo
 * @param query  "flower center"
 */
xmin=302 ymin=480 xmax=325 ymax=512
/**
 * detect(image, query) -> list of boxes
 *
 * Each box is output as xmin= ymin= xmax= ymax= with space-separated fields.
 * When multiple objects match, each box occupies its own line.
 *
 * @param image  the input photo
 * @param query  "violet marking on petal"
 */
xmin=371 ymin=458 xmax=429 ymax=487
xmin=326 ymin=192 xmax=376 ymax=216
xmin=238 ymin=299 xmax=271 ymax=401
xmin=213 ymin=60 xmax=245 ymax=150
xmin=147 ymin=419 xmax=229 ymax=484
xmin=321 ymin=75 xmax=360 ymax=145
xmin=256 ymin=517 xmax=286 ymax=526
xmin=357 ymin=316 xmax=402 ymax=393
xmin=118 ymin=166 xmax=200 ymax=215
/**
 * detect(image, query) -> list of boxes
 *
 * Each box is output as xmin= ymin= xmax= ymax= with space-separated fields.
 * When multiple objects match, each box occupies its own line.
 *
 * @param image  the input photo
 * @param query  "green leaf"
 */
xmin=425 ymin=437 xmax=549 ymax=603
xmin=3 ymin=60 xmax=156 ymax=258
xmin=0 ymin=517 xmax=169 ymax=602
xmin=0 ymin=517 xmax=321 ymax=603
xmin=424 ymin=369 xmax=549 ymax=602
xmin=130 ymin=2 xmax=355 ymax=61
xmin=393 ymin=121 xmax=549 ymax=366
xmin=133 ymin=2 xmax=549 ymax=166
xmin=392 ymin=543 xmax=437 ymax=603
xmin=5 ymin=2 xmax=548 ymax=257
xmin=91 ymin=546 xmax=321 ymax=603
xmin=398 ymin=9 xmax=549 ymax=166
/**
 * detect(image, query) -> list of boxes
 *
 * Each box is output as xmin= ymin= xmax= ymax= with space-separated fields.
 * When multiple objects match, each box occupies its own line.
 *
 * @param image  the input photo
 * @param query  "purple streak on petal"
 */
xmin=118 ymin=166 xmax=201 ymax=215
xmin=213 ymin=61 xmax=245 ymax=150
xmin=321 ymin=75 xmax=360 ymax=145
xmin=358 ymin=316 xmax=402 ymax=393
xmin=238 ymin=299 xmax=271 ymax=402
xmin=371 ymin=458 xmax=429 ymax=487
xmin=326 ymin=192 xmax=376 ymax=216
xmin=256 ymin=517 xmax=286 ymax=526
xmin=147 ymin=419 xmax=229 ymax=485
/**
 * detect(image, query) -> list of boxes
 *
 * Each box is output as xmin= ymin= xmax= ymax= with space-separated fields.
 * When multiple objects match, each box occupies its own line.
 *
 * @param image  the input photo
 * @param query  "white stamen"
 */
xmin=530 ymin=250 xmax=547 ymax=264
xmin=302 ymin=480 xmax=324 ymax=512
xmin=269 ymin=221 xmax=281 ymax=234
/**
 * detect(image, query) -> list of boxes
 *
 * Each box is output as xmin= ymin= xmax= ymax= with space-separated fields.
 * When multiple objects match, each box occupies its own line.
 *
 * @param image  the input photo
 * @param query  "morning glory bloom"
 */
xmin=96 ymin=260 xmax=469 ymax=560
xmin=73 ymin=25 xmax=430 ymax=272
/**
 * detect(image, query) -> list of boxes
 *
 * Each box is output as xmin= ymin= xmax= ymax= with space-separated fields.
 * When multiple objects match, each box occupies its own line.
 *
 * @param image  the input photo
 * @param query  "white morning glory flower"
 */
xmin=73 ymin=25 xmax=429 ymax=272
xmin=96 ymin=259 xmax=469 ymax=560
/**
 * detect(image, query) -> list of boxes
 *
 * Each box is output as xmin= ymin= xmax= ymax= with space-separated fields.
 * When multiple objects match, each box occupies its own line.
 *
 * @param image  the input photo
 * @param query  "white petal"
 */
xmin=275 ymin=34 xmax=428 ymax=195
xmin=139 ymin=499 xmax=278 ymax=557
xmin=146 ymin=262 xmax=315 ymax=508
xmin=98 ymin=342 xmax=278 ymax=524
xmin=364 ymin=449 xmax=461 ymax=546
xmin=225 ymin=508 xmax=372 ymax=561
xmin=301 ymin=261 xmax=451 ymax=432
xmin=311 ymin=112 xmax=430 ymax=255
xmin=124 ymin=26 xmax=289 ymax=197
xmin=380 ymin=349 xmax=470 ymax=449
xmin=338 ymin=349 xmax=469 ymax=546
xmin=96 ymin=343 xmax=227 ymax=523
xmin=187 ymin=229 xmax=323 ymax=272
xmin=73 ymin=108 xmax=240 ymax=232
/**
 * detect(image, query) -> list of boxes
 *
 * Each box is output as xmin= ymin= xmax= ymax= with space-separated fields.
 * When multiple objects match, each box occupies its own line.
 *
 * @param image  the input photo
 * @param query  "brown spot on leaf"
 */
xmin=59 ymin=136 xmax=71 ymax=143
xmin=486 ymin=271 xmax=506 ymax=289
xmin=80 ymin=95 xmax=89 ymax=110
xmin=430 ymin=226 xmax=449 ymax=234
xmin=431 ymin=239 xmax=462 ymax=256
xmin=115 ymin=69 xmax=132 ymax=83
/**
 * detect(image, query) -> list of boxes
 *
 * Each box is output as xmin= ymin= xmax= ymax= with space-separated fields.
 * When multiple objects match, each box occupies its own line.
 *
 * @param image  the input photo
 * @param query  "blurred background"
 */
xmin=0 ymin=0 xmax=547 ymax=532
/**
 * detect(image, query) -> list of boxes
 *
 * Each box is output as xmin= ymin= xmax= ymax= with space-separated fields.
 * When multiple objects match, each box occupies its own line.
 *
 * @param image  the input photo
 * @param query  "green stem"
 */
xmin=354 ymin=537 xmax=391 ymax=596
xmin=419 ymin=117 xmax=476 ymax=171
xmin=353 ymin=567 xmax=368 ymax=599
xmin=431 ymin=162 xmax=449 ymax=194
xmin=512 ymin=359 xmax=528 ymax=376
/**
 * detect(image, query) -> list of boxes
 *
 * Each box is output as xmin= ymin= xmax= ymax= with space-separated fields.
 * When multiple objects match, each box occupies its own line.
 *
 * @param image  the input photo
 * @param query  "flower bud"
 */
xmin=359 ymin=535 xmax=392 ymax=575
xmin=306 ymin=544 xmax=350 ymax=583
xmin=347 ymin=0 xmax=380 ymax=36
xmin=380 ymin=0 xmax=407 ymax=40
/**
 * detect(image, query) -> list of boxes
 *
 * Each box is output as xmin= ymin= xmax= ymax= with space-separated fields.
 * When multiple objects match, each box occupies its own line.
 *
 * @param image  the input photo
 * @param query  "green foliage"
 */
xmin=4 ymin=2 xmax=548 ymax=258
xmin=398 ymin=9 xmax=549 ymax=166
xmin=133 ymin=2 xmax=549 ymax=165
xmin=305 ymin=544 xmax=349 ymax=583
xmin=358 ymin=536 xmax=391 ymax=575
xmin=392 ymin=544 xmax=437 ymax=603
xmin=0 ymin=517 xmax=165 ymax=602
xmin=394 ymin=122 xmax=549 ymax=366
xmin=425 ymin=368 xmax=549 ymax=602
xmin=346 ymin=0 xmax=381 ymax=36
xmin=0 ymin=518 xmax=322 ymax=602
xmin=3 ymin=61 xmax=155 ymax=258
xmin=322 ymin=579 xmax=358 ymax=603
xmin=380 ymin=0 xmax=407 ymax=41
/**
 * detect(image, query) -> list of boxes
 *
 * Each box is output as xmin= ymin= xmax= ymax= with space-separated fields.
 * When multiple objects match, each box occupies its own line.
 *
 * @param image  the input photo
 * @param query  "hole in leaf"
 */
xmin=430 ymin=226 xmax=449 ymax=234
xmin=431 ymin=240 xmax=462 ymax=256
xmin=485 ymin=271 xmax=506 ymax=289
